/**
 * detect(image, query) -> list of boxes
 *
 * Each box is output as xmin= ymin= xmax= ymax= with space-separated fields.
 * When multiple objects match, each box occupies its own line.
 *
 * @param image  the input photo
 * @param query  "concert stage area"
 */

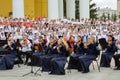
xmin=0 ymin=60 xmax=120 ymax=80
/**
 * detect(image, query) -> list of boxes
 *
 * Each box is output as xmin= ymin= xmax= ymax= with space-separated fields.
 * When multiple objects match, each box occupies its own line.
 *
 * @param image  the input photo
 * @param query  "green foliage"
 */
xmin=107 ymin=13 xmax=110 ymax=19
xmin=101 ymin=13 xmax=106 ymax=19
xmin=119 ymin=12 xmax=120 ymax=19
xmin=111 ymin=13 xmax=117 ymax=21
xmin=113 ymin=13 xmax=117 ymax=21
xmin=63 ymin=0 xmax=98 ymax=19
xmin=90 ymin=0 xmax=98 ymax=19
xmin=63 ymin=0 xmax=66 ymax=17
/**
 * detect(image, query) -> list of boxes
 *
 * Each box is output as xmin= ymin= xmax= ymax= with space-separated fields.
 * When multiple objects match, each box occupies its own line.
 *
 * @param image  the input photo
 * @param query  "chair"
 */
xmin=91 ymin=49 xmax=101 ymax=72
xmin=64 ymin=51 xmax=71 ymax=74
xmin=65 ymin=57 xmax=71 ymax=73
xmin=92 ymin=57 xmax=100 ymax=72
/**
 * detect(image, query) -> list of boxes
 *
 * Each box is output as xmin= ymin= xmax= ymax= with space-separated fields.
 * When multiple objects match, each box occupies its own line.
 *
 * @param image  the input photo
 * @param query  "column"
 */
xmin=48 ymin=0 xmax=59 ymax=19
xmin=59 ymin=0 xmax=64 ymax=19
xmin=80 ymin=0 xmax=90 ymax=20
xmin=12 ymin=0 xmax=24 ymax=18
xmin=66 ymin=0 xmax=75 ymax=19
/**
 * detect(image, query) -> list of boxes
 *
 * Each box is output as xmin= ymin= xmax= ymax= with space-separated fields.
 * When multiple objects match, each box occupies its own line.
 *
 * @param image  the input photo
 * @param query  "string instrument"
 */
xmin=34 ymin=44 xmax=44 ymax=52
xmin=67 ymin=36 xmax=75 ymax=53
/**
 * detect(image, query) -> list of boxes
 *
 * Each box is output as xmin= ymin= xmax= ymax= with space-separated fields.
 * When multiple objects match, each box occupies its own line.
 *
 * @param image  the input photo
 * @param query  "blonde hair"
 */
xmin=89 ymin=36 xmax=96 ymax=43
xmin=60 ymin=38 xmax=69 ymax=50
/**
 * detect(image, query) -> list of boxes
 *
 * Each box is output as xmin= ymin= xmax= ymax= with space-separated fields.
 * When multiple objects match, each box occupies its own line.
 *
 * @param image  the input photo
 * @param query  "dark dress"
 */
xmin=68 ymin=43 xmax=85 ymax=69
xmin=41 ymin=42 xmax=58 ymax=72
xmin=50 ymin=45 xmax=67 ymax=75
xmin=0 ymin=43 xmax=17 ymax=70
xmin=78 ymin=43 xmax=98 ymax=73
xmin=100 ymin=42 xmax=116 ymax=67
xmin=32 ymin=43 xmax=46 ymax=66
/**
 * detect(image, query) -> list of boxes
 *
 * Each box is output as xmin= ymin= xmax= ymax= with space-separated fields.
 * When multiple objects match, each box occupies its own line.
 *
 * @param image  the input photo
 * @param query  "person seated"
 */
xmin=68 ymin=36 xmax=85 ymax=69
xmin=113 ymin=40 xmax=120 ymax=70
xmin=49 ymin=38 xmax=68 ymax=75
xmin=41 ymin=36 xmax=58 ymax=72
xmin=0 ymin=38 xmax=17 ymax=70
xmin=19 ymin=35 xmax=32 ymax=65
xmin=32 ymin=37 xmax=46 ymax=66
xmin=78 ymin=36 xmax=98 ymax=73
xmin=100 ymin=35 xmax=116 ymax=67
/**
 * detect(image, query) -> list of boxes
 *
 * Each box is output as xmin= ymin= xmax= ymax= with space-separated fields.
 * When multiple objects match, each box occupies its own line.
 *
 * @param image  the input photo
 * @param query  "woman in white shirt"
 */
xmin=20 ymin=35 xmax=32 ymax=65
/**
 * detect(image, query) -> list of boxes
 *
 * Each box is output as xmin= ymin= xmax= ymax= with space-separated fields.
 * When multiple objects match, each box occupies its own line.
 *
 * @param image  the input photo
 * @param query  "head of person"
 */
xmin=89 ymin=36 xmax=96 ymax=44
xmin=8 ymin=38 xmax=14 ymax=45
xmin=77 ymin=36 xmax=83 ymax=43
xmin=39 ymin=36 xmax=43 ymax=44
xmin=58 ymin=39 xmax=63 ymax=46
xmin=22 ymin=35 xmax=27 ymax=41
xmin=107 ymin=35 xmax=114 ymax=42
xmin=107 ymin=35 xmax=114 ymax=44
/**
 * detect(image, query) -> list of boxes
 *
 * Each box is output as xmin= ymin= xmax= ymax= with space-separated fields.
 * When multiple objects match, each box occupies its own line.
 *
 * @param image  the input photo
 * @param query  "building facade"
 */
xmin=0 ymin=0 xmax=90 ymax=19
xmin=117 ymin=0 xmax=120 ymax=14
xmin=97 ymin=7 xmax=117 ymax=18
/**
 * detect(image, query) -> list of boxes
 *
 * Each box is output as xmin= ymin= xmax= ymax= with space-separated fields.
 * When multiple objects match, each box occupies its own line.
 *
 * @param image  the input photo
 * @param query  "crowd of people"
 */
xmin=0 ymin=16 xmax=120 ymax=75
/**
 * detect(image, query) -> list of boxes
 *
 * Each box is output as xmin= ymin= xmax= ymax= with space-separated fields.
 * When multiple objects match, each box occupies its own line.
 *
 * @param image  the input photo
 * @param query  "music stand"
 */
xmin=22 ymin=52 xmax=41 ymax=77
xmin=99 ymin=38 xmax=107 ymax=50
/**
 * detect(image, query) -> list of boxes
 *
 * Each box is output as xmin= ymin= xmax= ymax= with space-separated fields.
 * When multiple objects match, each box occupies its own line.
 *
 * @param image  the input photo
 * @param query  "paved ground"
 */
xmin=0 ymin=60 xmax=120 ymax=80
xmin=0 ymin=51 xmax=120 ymax=80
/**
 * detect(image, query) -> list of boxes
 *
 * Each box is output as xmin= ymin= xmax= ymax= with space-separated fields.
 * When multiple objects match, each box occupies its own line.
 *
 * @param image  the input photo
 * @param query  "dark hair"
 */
xmin=78 ymin=36 xmax=83 ymax=42
xmin=108 ymin=35 xmax=114 ymax=41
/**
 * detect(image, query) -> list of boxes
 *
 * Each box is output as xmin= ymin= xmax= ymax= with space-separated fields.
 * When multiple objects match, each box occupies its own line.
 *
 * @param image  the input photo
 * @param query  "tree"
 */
xmin=90 ymin=0 xmax=98 ymax=19
xmin=111 ymin=14 xmax=114 ymax=20
xmin=63 ymin=0 xmax=66 ymax=17
xmin=75 ymin=0 xmax=80 ymax=20
xmin=107 ymin=13 xmax=110 ymax=19
xmin=101 ymin=13 xmax=106 ymax=19
xmin=113 ymin=13 xmax=117 ymax=21
xmin=119 ymin=12 xmax=120 ymax=19
xmin=63 ymin=0 xmax=98 ymax=19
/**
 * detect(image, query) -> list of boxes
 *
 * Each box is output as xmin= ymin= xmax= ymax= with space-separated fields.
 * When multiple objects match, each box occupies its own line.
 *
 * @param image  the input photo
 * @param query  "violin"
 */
xmin=68 ymin=36 xmax=75 ymax=53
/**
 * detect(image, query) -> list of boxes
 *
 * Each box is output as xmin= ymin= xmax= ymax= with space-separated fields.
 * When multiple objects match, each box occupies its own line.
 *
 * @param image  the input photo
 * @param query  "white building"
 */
xmin=117 ymin=0 xmax=120 ymax=14
xmin=97 ymin=7 xmax=117 ymax=18
xmin=12 ymin=0 xmax=90 ymax=20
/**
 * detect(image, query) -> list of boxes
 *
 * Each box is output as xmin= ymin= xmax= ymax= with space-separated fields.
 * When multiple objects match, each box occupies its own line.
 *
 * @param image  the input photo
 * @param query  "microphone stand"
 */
xmin=22 ymin=51 xmax=41 ymax=77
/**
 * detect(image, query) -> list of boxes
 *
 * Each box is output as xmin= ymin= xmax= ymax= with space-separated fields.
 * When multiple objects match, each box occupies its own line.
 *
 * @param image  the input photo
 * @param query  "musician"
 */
xmin=41 ymin=36 xmax=58 ymax=72
xmin=68 ymin=36 xmax=85 ymax=69
xmin=20 ymin=35 xmax=32 ymax=65
xmin=32 ymin=37 xmax=46 ymax=66
xmin=100 ymin=35 xmax=116 ymax=67
xmin=0 ymin=38 xmax=17 ymax=70
xmin=49 ymin=38 xmax=69 ymax=75
xmin=113 ymin=40 xmax=120 ymax=70
xmin=78 ymin=36 xmax=98 ymax=73
xmin=0 ymin=32 xmax=6 ymax=40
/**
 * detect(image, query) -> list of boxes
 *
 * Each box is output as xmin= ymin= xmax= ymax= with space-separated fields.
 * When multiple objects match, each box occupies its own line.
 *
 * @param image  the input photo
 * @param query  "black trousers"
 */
xmin=113 ymin=54 xmax=120 ymax=68
xmin=17 ymin=51 xmax=32 ymax=64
